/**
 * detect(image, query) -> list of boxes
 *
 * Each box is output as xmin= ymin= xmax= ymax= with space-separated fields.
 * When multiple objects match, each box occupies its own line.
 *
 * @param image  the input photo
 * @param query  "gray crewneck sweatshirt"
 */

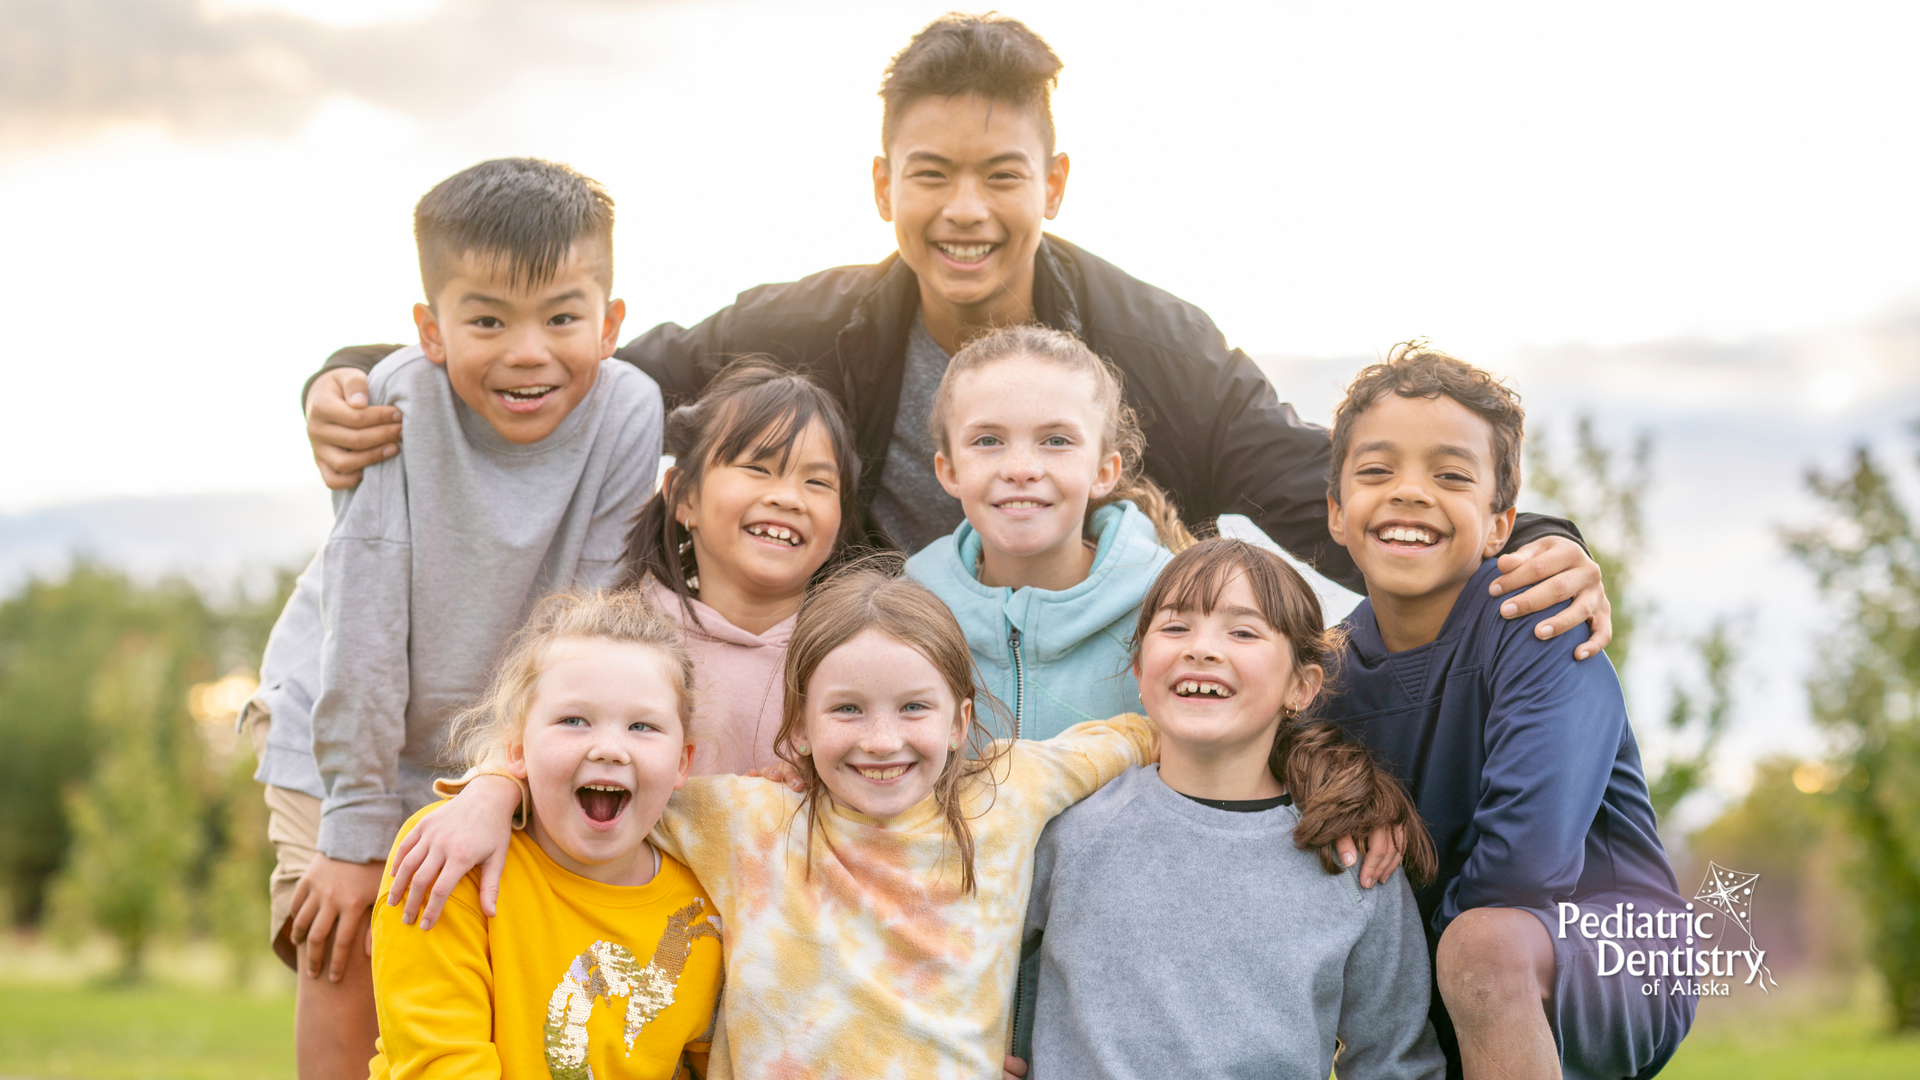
xmin=256 ymin=346 xmax=663 ymax=864
xmin=1021 ymin=765 xmax=1444 ymax=1080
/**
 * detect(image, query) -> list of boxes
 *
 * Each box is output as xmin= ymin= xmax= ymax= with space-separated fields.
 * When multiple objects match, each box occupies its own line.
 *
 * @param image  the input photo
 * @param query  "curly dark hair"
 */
xmin=1327 ymin=341 xmax=1526 ymax=513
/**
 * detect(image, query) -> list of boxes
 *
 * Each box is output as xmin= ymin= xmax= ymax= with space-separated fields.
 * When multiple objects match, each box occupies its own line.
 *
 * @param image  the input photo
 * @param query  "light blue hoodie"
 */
xmin=906 ymin=501 xmax=1173 ymax=741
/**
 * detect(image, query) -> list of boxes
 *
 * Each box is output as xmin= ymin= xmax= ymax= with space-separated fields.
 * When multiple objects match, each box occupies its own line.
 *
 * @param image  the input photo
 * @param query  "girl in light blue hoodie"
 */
xmin=906 ymin=326 xmax=1195 ymax=741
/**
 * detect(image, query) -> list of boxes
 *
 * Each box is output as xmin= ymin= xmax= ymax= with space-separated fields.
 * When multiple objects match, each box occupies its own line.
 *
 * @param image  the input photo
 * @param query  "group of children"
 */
xmin=245 ymin=21 xmax=1693 ymax=1080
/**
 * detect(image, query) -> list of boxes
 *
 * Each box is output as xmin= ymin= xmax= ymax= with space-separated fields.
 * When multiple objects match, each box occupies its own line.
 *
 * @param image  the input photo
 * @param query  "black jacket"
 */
xmin=316 ymin=235 xmax=1575 ymax=592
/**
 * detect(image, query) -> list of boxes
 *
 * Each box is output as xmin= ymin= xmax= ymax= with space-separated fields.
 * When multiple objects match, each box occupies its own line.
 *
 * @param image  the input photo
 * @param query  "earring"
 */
xmin=949 ymin=737 xmax=960 ymax=751
xmin=795 ymin=740 xmax=810 ymax=756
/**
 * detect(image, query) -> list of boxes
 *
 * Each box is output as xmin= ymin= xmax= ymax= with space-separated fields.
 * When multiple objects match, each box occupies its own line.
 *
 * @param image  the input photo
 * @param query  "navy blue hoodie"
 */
xmin=1317 ymin=558 xmax=1684 ymax=946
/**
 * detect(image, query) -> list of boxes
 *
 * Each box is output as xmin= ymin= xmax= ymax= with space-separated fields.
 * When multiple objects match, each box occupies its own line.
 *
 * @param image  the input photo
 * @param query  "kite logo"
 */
xmin=1694 ymin=862 xmax=1778 ymax=994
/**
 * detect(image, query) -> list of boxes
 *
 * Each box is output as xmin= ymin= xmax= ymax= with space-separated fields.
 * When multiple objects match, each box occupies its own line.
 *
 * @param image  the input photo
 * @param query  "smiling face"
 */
xmin=676 ymin=416 xmax=843 ymax=612
xmin=873 ymin=94 xmax=1069 ymax=342
xmin=933 ymin=357 xmax=1122 ymax=591
xmin=802 ymin=629 xmax=971 ymax=822
xmin=1327 ymin=393 xmax=1518 ymax=648
xmin=1136 ymin=572 xmax=1323 ymax=774
xmin=414 ymin=243 xmax=625 ymax=445
xmin=510 ymin=637 xmax=693 ymax=887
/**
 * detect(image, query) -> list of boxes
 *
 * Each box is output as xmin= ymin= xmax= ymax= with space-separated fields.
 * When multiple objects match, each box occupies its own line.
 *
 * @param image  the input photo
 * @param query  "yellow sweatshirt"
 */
xmin=649 ymin=714 xmax=1156 ymax=1080
xmin=369 ymin=804 xmax=723 ymax=1080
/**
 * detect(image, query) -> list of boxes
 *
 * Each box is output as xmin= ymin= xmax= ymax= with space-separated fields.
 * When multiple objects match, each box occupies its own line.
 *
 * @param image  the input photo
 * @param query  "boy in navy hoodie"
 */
xmin=1317 ymin=344 xmax=1693 ymax=1080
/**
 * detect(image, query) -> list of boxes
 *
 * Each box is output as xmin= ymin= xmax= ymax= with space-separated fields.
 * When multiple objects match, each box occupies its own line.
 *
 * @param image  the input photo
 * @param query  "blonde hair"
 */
xmin=927 ymin=325 xmax=1196 ymax=552
xmin=773 ymin=557 xmax=1006 ymax=892
xmin=450 ymin=588 xmax=697 ymax=771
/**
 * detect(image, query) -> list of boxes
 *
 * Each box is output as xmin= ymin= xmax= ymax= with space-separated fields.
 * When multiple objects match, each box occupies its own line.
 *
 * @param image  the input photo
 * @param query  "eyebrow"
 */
xmin=1353 ymin=438 xmax=1483 ymax=463
xmin=903 ymin=150 xmax=1034 ymax=167
xmin=541 ymin=288 xmax=588 ymax=306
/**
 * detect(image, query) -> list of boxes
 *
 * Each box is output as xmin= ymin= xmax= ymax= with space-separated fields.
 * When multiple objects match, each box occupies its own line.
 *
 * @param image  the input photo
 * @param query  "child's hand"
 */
xmin=307 ymin=366 xmax=402 ymax=490
xmin=386 ymin=774 xmax=521 ymax=928
xmin=1003 ymin=1054 xmax=1028 ymax=1079
xmin=744 ymin=762 xmax=807 ymax=792
xmin=1490 ymin=535 xmax=1611 ymax=660
xmin=288 ymin=855 xmax=384 ymax=981
xmin=1335 ymin=823 xmax=1406 ymax=889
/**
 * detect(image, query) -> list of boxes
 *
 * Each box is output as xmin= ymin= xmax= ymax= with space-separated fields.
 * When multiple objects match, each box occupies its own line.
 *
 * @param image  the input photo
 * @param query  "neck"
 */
xmin=528 ymin=818 xmax=657 ymax=888
xmin=689 ymin=557 xmax=804 ymax=636
xmin=1155 ymin=732 xmax=1285 ymax=801
xmin=977 ymin=533 xmax=1095 ymax=592
xmin=916 ymin=273 xmax=1037 ymax=356
xmin=1367 ymin=577 xmax=1473 ymax=653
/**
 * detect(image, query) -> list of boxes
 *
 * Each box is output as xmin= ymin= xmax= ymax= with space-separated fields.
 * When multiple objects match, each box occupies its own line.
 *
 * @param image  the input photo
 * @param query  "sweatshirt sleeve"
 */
xmin=1009 ymin=714 xmax=1157 ymax=819
xmin=575 ymin=368 xmax=666 ymax=590
xmin=371 ymin=815 xmax=500 ymax=1080
xmin=1334 ymin=874 xmax=1446 ymax=1080
xmin=312 ymin=447 xmax=414 ymax=863
xmin=1441 ymin=608 xmax=1624 ymax=929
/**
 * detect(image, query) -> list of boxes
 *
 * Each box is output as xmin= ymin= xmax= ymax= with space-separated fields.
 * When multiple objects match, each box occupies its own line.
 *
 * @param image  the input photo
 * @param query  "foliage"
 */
xmin=1785 ymin=443 xmax=1920 ymax=1032
xmin=1650 ymin=616 xmax=1742 ymax=819
xmin=47 ymin=638 xmax=206 ymax=983
xmin=1525 ymin=414 xmax=1652 ymax=674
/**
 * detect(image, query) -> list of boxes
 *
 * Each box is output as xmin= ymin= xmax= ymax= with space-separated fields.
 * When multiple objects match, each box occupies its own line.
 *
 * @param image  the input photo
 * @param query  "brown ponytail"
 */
xmin=1133 ymin=538 xmax=1436 ymax=884
xmin=927 ymin=324 xmax=1196 ymax=553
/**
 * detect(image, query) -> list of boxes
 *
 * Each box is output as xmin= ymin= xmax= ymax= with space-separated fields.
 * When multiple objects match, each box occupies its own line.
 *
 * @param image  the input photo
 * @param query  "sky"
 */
xmin=5 ymin=0 xmax=1920 ymax=815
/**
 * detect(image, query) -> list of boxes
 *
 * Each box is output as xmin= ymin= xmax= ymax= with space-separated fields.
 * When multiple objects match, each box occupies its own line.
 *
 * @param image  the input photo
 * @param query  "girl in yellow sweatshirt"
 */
xmin=402 ymin=563 xmax=1157 ymax=1079
xmin=367 ymin=589 xmax=723 ymax=1080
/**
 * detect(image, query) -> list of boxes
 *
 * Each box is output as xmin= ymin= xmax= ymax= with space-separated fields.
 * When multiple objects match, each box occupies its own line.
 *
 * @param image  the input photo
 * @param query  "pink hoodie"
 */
xmin=646 ymin=578 xmax=792 ymax=777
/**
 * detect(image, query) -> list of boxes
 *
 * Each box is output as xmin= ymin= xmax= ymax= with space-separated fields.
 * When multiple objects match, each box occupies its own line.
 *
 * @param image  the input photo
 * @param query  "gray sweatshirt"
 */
xmin=1021 ymin=765 xmax=1444 ymax=1080
xmin=254 ymin=346 xmax=663 ymax=863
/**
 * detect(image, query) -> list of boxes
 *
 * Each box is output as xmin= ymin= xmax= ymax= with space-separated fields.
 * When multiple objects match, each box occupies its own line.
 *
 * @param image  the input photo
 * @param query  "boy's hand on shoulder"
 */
xmin=386 ymin=775 xmax=521 ymax=929
xmin=1004 ymin=1054 xmax=1028 ymax=1080
xmin=288 ymin=854 xmax=384 ymax=981
xmin=1488 ymin=535 xmax=1612 ymax=660
xmin=306 ymin=367 xmax=402 ymax=490
xmin=1338 ymin=823 xmax=1406 ymax=889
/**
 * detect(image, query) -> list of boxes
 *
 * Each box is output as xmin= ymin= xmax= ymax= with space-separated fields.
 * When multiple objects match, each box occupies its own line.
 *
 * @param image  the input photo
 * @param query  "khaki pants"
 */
xmin=247 ymin=705 xmax=322 ymax=971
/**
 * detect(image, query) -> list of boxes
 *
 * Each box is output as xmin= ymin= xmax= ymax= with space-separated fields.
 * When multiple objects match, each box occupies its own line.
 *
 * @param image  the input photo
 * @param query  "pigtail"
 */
xmin=1276 ymin=716 xmax=1436 ymax=886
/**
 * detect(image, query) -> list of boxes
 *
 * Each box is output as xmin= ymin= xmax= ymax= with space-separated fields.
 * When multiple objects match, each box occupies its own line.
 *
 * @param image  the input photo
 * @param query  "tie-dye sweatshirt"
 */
xmin=647 ymin=713 xmax=1157 ymax=1080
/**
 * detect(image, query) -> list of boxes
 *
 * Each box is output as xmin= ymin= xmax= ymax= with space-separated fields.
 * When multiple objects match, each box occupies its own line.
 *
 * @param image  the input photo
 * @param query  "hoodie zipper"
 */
xmin=1007 ymin=626 xmax=1024 ymax=741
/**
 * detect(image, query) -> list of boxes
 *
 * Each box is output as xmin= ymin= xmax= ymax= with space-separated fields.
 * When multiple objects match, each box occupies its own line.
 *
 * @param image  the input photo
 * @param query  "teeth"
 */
xmin=1175 ymin=680 xmax=1233 ymax=698
xmin=1379 ymin=526 xmax=1437 ymax=544
xmin=936 ymin=242 xmax=994 ymax=261
xmin=859 ymin=764 xmax=908 ymax=781
xmin=745 ymin=524 xmax=803 ymax=546
xmin=501 ymin=386 xmax=556 ymax=400
xmin=580 ymin=783 xmax=627 ymax=793
xmin=1000 ymin=500 xmax=1044 ymax=510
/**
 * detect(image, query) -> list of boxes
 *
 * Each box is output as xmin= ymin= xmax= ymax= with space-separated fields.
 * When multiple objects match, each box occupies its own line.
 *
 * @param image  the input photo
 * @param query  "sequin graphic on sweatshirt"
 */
xmin=542 ymin=901 xmax=721 ymax=1079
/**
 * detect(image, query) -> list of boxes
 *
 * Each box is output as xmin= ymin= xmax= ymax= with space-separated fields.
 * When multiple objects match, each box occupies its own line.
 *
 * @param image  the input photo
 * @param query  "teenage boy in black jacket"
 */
xmin=302 ymin=12 xmax=1611 ymax=650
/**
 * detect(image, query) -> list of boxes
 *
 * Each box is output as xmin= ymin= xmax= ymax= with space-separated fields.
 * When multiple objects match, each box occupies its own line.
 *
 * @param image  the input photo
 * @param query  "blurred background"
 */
xmin=3 ymin=1 xmax=1918 ymax=1076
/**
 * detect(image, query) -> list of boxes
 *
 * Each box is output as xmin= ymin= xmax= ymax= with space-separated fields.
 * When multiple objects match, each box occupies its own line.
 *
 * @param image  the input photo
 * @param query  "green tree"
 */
xmin=1786 ymin=442 xmax=1920 ymax=1031
xmin=48 ymin=636 xmax=206 ymax=983
xmin=1649 ymin=616 xmax=1741 ymax=819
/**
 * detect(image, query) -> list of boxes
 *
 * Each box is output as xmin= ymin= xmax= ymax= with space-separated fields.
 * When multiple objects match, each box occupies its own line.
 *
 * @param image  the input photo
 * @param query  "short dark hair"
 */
xmin=413 ymin=157 xmax=614 ymax=302
xmin=880 ymin=13 xmax=1063 ymax=157
xmin=1327 ymin=341 xmax=1526 ymax=513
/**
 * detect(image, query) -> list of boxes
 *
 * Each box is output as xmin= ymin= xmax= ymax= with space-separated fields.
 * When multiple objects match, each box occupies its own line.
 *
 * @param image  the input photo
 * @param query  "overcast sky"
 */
xmin=5 ymin=0 xmax=1920 ymax=813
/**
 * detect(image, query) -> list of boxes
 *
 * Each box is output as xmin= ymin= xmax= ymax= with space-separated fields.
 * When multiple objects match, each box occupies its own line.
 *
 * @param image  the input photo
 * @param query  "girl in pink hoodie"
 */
xmin=619 ymin=358 xmax=861 ymax=776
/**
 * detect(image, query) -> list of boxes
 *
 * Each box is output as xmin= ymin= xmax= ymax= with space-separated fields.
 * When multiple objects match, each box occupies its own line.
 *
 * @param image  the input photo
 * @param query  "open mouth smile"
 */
xmin=744 ymin=522 xmax=806 ymax=547
xmin=576 ymin=782 xmax=631 ymax=823
xmin=496 ymin=385 xmax=558 ymax=414
xmin=1173 ymin=679 xmax=1235 ymax=699
xmin=1373 ymin=524 xmax=1442 ymax=550
xmin=934 ymin=241 xmax=997 ymax=266
xmin=851 ymin=763 xmax=914 ymax=783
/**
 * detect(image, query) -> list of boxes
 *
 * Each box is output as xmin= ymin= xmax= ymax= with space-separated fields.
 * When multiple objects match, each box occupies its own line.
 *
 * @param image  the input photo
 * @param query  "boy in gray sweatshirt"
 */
xmin=241 ymin=157 xmax=663 ymax=1080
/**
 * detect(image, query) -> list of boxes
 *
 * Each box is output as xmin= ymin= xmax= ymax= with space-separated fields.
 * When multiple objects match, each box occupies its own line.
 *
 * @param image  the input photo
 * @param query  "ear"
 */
xmin=1482 ymin=506 xmax=1518 ymax=558
xmin=1326 ymin=494 xmax=1348 ymax=547
xmin=952 ymin=696 xmax=973 ymax=750
xmin=667 ymin=465 xmax=697 ymax=524
xmin=1043 ymin=152 xmax=1070 ymax=220
xmin=1289 ymin=663 xmax=1325 ymax=714
xmin=672 ymin=737 xmax=694 ymax=791
xmin=415 ymin=302 xmax=448 ymax=366
xmin=598 ymin=298 xmax=627 ymax=360
xmin=505 ymin=738 xmax=530 ymax=780
xmin=872 ymin=156 xmax=894 ymax=223
xmin=933 ymin=450 xmax=964 ymax=499
xmin=1089 ymin=448 xmax=1124 ymax=501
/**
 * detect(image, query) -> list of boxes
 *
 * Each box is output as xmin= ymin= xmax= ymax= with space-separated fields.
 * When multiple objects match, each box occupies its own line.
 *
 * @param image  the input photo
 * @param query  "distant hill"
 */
xmin=0 ymin=488 xmax=333 ymax=595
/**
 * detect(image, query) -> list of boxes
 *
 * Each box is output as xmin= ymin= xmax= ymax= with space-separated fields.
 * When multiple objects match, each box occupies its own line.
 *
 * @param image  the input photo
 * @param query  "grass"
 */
xmin=1658 ymin=977 xmax=1920 ymax=1080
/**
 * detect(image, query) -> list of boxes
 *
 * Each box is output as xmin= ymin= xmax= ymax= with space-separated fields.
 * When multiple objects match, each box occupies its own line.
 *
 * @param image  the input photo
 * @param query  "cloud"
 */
xmin=0 ymin=0 xmax=662 ymax=146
